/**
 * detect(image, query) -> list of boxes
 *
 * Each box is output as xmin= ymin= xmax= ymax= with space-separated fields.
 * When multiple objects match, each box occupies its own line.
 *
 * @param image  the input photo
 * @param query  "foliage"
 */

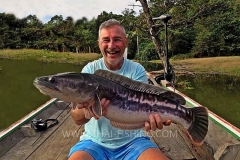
xmin=146 ymin=0 xmax=240 ymax=58
xmin=0 ymin=0 xmax=239 ymax=59
xmin=171 ymin=53 xmax=194 ymax=60
xmin=176 ymin=80 xmax=194 ymax=90
xmin=136 ymin=42 xmax=159 ymax=61
xmin=191 ymin=0 xmax=240 ymax=57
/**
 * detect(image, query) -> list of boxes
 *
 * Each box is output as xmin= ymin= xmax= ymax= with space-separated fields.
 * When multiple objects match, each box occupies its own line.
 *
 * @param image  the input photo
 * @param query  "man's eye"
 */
xmin=102 ymin=39 xmax=110 ymax=42
xmin=115 ymin=38 xmax=122 ymax=42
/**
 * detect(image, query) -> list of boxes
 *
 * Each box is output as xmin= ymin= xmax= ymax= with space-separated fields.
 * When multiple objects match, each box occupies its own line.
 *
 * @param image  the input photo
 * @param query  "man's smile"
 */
xmin=107 ymin=51 xmax=119 ymax=55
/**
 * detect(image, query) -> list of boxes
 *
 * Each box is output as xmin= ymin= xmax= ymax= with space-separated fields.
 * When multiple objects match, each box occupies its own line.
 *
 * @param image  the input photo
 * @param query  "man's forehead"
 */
xmin=100 ymin=26 xmax=125 ymax=36
xmin=100 ymin=35 xmax=123 ymax=39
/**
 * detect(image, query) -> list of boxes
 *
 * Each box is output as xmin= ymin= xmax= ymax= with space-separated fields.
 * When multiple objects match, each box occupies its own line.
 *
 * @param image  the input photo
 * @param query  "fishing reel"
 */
xmin=31 ymin=118 xmax=58 ymax=132
xmin=31 ymin=119 xmax=47 ymax=131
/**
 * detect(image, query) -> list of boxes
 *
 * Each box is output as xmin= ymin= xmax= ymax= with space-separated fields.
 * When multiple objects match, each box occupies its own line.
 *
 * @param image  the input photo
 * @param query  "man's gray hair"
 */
xmin=98 ymin=19 xmax=126 ymax=38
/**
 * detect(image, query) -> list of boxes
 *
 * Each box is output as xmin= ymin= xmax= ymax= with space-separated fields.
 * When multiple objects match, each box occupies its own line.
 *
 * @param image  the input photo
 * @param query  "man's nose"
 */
xmin=108 ymin=40 xmax=116 ymax=49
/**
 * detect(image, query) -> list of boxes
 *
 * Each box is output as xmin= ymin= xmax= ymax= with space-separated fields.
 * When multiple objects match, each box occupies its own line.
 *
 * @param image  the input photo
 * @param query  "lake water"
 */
xmin=176 ymin=74 xmax=240 ymax=128
xmin=0 ymin=59 xmax=83 ymax=130
xmin=0 ymin=59 xmax=239 ymax=130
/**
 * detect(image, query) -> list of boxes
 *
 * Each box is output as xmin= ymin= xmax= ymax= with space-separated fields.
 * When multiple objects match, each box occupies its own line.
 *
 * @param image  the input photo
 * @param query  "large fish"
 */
xmin=33 ymin=69 xmax=208 ymax=146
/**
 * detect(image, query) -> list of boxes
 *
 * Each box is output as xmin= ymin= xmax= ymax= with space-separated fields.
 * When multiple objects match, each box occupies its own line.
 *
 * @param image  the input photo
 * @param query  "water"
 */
xmin=176 ymin=74 xmax=240 ymax=128
xmin=0 ymin=59 xmax=239 ymax=130
xmin=0 ymin=59 xmax=83 ymax=130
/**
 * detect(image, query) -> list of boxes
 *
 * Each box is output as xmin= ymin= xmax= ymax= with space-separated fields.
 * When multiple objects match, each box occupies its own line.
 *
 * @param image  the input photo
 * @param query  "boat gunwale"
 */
xmin=0 ymin=98 xmax=58 ymax=141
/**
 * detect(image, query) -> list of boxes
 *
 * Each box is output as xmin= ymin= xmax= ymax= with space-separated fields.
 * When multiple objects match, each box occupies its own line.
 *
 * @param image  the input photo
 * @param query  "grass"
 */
xmin=1 ymin=49 xmax=240 ymax=77
xmin=170 ymin=56 xmax=240 ymax=76
xmin=0 ymin=49 xmax=101 ymax=64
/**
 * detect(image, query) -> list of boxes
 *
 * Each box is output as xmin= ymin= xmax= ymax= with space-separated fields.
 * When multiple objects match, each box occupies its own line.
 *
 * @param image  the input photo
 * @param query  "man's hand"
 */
xmin=144 ymin=114 xmax=171 ymax=132
xmin=74 ymin=98 xmax=110 ymax=120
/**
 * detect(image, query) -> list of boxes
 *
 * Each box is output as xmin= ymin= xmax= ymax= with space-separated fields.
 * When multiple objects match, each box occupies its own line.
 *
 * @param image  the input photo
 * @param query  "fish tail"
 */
xmin=187 ymin=107 xmax=209 ymax=146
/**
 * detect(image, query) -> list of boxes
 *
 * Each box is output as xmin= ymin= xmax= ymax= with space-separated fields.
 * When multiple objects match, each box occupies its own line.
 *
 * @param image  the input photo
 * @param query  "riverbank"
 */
xmin=0 ymin=49 xmax=101 ymax=64
xmin=171 ymin=56 xmax=240 ymax=77
xmin=1 ymin=49 xmax=240 ymax=76
xmin=149 ymin=56 xmax=240 ymax=77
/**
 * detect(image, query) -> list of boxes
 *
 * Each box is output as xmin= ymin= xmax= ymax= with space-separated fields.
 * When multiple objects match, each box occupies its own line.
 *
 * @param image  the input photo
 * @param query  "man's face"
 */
xmin=98 ymin=25 xmax=128 ymax=70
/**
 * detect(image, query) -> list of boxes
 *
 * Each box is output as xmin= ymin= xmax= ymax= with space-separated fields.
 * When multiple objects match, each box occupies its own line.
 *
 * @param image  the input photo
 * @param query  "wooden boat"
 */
xmin=0 ymin=74 xmax=239 ymax=160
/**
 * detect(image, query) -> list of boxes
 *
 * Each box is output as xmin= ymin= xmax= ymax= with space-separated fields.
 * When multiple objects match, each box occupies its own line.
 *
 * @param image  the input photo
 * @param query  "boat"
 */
xmin=0 ymin=73 xmax=239 ymax=160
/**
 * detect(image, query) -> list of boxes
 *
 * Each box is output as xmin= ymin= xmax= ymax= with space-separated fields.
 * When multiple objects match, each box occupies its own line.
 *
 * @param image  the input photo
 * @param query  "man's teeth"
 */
xmin=108 ymin=51 xmax=118 ymax=54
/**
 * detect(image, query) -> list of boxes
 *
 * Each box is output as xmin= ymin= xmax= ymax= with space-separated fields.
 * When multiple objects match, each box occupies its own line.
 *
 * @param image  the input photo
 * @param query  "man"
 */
xmin=68 ymin=19 xmax=170 ymax=160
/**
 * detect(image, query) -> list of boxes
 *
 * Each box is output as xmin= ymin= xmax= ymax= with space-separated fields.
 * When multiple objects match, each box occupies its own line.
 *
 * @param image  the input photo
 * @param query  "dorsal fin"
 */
xmin=94 ymin=69 xmax=186 ymax=105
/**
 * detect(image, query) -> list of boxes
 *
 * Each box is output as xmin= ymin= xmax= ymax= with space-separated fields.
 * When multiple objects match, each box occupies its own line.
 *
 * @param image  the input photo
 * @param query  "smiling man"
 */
xmin=68 ymin=19 xmax=170 ymax=160
xmin=98 ymin=20 xmax=128 ymax=70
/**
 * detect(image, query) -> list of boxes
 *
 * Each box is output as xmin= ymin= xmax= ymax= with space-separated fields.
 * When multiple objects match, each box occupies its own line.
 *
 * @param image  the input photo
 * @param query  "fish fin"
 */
xmin=91 ymin=93 xmax=102 ymax=119
xmin=94 ymin=69 xmax=186 ymax=105
xmin=187 ymin=107 xmax=209 ymax=146
xmin=110 ymin=121 xmax=145 ymax=130
xmin=84 ymin=107 xmax=93 ymax=119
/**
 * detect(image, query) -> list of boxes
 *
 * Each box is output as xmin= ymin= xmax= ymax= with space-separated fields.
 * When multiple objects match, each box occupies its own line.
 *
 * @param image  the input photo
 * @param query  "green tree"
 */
xmin=0 ymin=13 xmax=21 ymax=49
xmin=20 ymin=15 xmax=44 ymax=48
xmin=191 ymin=0 xmax=240 ymax=57
xmin=121 ymin=8 xmax=138 ymax=59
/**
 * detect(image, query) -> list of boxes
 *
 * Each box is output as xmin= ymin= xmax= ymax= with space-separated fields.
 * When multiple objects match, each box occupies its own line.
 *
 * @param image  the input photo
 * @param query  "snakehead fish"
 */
xmin=33 ymin=69 xmax=208 ymax=146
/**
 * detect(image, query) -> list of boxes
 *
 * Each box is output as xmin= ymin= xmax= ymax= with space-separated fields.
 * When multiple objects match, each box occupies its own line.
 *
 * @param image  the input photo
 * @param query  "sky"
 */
xmin=0 ymin=0 xmax=141 ymax=23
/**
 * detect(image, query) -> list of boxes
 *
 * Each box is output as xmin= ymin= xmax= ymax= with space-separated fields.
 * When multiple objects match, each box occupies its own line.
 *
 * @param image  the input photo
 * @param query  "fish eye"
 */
xmin=48 ymin=77 xmax=56 ymax=83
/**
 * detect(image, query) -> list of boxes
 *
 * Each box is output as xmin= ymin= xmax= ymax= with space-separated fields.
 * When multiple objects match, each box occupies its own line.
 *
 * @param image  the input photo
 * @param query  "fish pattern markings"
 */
xmin=33 ymin=69 xmax=209 ymax=146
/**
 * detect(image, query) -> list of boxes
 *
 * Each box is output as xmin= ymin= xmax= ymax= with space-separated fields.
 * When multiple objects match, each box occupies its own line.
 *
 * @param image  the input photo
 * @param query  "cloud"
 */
xmin=0 ymin=0 xmax=139 ymax=23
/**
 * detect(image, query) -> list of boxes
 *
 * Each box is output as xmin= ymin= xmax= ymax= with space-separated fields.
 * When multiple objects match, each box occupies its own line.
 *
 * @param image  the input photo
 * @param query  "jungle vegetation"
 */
xmin=0 ymin=0 xmax=239 ymax=61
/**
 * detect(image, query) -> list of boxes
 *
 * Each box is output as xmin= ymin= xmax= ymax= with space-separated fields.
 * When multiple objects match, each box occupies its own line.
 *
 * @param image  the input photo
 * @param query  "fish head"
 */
xmin=33 ymin=72 xmax=98 ymax=103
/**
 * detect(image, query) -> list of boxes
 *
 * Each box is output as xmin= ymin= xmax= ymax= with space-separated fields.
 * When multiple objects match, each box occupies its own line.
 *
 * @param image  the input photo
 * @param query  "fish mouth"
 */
xmin=33 ymin=78 xmax=60 ymax=92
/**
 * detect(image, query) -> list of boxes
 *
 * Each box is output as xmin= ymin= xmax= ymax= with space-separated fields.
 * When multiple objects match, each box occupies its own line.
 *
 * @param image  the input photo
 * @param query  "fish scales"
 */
xmin=33 ymin=69 xmax=209 ymax=146
xmin=97 ymin=82 xmax=192 ymax=125
xmin=94 ymin=77 xmax=188 ymax=120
